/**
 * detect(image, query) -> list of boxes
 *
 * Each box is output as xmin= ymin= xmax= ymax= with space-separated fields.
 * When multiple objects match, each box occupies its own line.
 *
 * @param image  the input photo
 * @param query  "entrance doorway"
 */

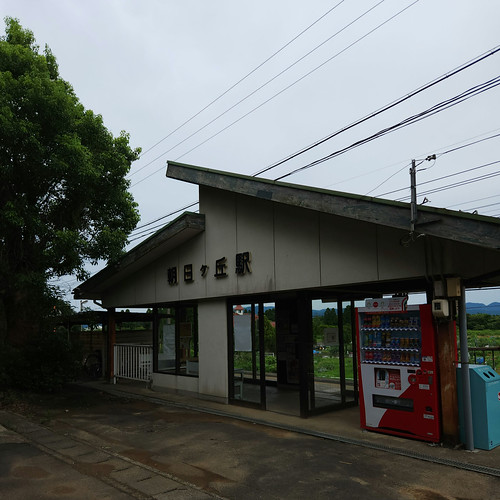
xmin=307 ymin=300 xmax=358 ymax=414
xmin=229 ymin=301 xmax=293 ymax=411
xmin=228 ymin=296 xmax=358 ymax=417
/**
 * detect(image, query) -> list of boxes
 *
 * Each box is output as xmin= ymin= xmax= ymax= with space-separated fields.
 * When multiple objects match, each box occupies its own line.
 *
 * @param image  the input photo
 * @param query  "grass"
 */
xmin=234 ymin=351 xmax=355 ymax=380
xmin=314 ymin=354 xmax=354 ymax=380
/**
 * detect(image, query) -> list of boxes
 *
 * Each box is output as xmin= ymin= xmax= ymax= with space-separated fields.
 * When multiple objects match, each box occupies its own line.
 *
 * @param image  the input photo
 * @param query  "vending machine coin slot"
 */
xmin=373 ymin=394 xmax=414 ymax=412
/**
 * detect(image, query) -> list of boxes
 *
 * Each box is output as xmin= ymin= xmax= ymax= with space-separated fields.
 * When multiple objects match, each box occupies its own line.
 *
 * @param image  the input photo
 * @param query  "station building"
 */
xmin=74 ymin=161 xmax=500 ymax=441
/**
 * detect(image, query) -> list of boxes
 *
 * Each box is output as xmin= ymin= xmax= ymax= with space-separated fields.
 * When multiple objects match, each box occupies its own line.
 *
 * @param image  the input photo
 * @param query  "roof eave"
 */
xmin=167 ymin=161 xmax=500 ymax=250
xmin=74 ymin=212 xmax=205 ymax=300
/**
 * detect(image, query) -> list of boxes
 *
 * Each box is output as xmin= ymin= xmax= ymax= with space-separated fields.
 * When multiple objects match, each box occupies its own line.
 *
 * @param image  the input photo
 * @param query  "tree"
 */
xmin=0 ymin=18 xmax=140 ymax=347
xmin=323 ymin=307 xmax=337 ymax=326
xmin=264 ymin=307 xmax=275 ymax=322
xmin=263 ymin=314 xmax=276 ymax=354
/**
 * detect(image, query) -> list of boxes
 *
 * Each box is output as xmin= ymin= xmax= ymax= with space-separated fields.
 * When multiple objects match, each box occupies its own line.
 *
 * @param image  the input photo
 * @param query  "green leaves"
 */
xmin=0 ymin=18 xmax=140 ymax=346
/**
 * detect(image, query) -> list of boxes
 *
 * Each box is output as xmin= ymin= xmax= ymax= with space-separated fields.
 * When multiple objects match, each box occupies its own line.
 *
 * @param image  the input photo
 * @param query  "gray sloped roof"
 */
xmin=73 ymin=212 xmax=205 ymax=299
xmin=167 ymin=161 xmax=500 ymax=251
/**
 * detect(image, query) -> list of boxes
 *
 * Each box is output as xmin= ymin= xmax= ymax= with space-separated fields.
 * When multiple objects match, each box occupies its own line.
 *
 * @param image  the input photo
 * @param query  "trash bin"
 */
xmin=456 ymin=364 xmax=500 ymax=450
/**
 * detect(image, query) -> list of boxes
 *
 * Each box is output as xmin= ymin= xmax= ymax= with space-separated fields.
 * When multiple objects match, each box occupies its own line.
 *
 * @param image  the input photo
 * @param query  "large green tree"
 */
xmin=0 ymin=18 xmax=140 ymax=346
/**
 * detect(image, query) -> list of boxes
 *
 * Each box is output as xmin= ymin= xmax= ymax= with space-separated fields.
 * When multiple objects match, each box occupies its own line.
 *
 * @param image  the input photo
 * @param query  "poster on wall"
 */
xmin=234 ymin=314 xmax=252 ymax=351
xmin=162 ymin=324 xmax=175 ymax=360
xmin=323 ymin=327 xmax=339 ymax=346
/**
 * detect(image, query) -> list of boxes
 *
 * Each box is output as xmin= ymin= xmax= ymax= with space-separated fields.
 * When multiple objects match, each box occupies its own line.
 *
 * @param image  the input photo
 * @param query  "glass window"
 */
xmin=156 ymin=305 xmax=198 ymax=376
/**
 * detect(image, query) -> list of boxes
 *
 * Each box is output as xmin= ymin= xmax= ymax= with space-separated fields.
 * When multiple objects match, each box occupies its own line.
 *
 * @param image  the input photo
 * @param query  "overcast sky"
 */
xmin=3 ymin=0 xmax=500 ymax=308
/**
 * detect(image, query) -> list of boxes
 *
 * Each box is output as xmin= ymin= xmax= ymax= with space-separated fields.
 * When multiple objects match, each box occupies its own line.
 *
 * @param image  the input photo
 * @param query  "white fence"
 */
xmin=113 ymin=344 xmax=153 ymax=383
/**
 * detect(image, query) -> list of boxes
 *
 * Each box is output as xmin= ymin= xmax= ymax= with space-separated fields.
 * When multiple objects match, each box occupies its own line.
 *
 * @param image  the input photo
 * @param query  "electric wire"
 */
xmin=130 ymin=0 xmax=385 ymax=182
xmin=129 ymin=127 xmax=500 ymax=242
xmin=322 ymin=127 xmax=500 ymax=193
xmin=446 ymin=193 xmax=500 ymax=209
xmin=407 ymin=171 xmax=500 ymax=200
xmin=254 ymin=44 xmax=500 ymax=179
xmin=436 ymin=132 xmax=500 ymax=158
xmin=130 ymin=201 xmax=199 ymax=233
xmin=131 ymin=0 xmax=421 ymax=188
xmin=456 ymin=201 xmax=500 ymax=212
xmin=128 ymin=207 xmax=200 ymax=243
xmin=363 ymin=162 xmax=411 ymax=197
xmin=368 ymin=130 xmax=500 ymax=198
xmin=129 ymin=1 xmax=346 ymax=172
xmin=393 ymin=161 xmax=500 ymax=201
xmin=472 ymin=205 xmax=500 ymax=215
xmin=274 ymin=75 xmax=500 ymax=181
xmin=378 ymin=160 xmax=500 ymax=198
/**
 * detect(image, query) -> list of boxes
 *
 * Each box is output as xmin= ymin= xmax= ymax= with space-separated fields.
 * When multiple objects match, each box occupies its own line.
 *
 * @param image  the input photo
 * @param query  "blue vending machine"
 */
xmin=456 ymin=364 xmax=500 ymax=450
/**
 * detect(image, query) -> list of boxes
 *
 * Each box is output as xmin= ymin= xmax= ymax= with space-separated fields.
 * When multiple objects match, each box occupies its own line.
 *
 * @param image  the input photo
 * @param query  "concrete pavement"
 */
xmin=0 ymin=409 xmax=218 ymax=499
xmin=0 ymin=381 xmax=499 ymax=499
xmin=89 ymin=379 xmax=500 ymax=475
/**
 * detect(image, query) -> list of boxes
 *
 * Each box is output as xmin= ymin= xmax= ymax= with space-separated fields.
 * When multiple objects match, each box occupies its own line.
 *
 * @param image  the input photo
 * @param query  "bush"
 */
xmin=0 ymin=331 xmax=83 ymax=392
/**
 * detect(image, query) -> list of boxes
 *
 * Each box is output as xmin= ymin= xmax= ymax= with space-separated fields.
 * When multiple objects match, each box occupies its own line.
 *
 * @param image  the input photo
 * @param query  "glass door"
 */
xmin=230 ymin=302 xmax=266 ymax=408
xmin=307 ymin=299 xmax=358 ymax=414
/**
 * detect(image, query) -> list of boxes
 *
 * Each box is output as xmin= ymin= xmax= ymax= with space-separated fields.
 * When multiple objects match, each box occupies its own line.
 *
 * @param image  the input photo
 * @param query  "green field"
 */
xmin=234 ymin=351 xmax=355 ymax=380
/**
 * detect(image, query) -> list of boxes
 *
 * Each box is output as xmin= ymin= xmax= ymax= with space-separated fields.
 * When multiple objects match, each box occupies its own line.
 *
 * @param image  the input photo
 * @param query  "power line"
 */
xmin=322 ymin=127 xmax=500 ymax=193
xmin=254 ymin=44 xmax=500 ymax=179
xmin=370 ymin=131 xmax=500 ymax=198
xmin=399 ymin=172 xmax=500 ymax=201
xmin=131 ymin=0 xmax=386 ymax=183
xmin=379 ymin=159 xmax=500 ymax=198
xmin=130 ymin=129 xmax=500 ymax=244
xmin=127 ymin=128 xmax=500 ymax=247
xmin=274 ymin=75 xmax=500 ymax=181
xmin=394 ymin=163 xmax=500 ymax=201
xmin=363 ymin=162 xmax=411 ymax=197
xmin=469 ymin=201 xmax=500 ymax=211
xmin=446 ymin=192 xmax=500 ymax=209
xmin=436 ymin=132 xmax=500 ymax=158
xmin=129 ymin=1 xmax=346 ymax=173
xmin=130 ymin=201 xmax=198 ymax=233
xmin=131 ymin=0 xmax=421 ymax=188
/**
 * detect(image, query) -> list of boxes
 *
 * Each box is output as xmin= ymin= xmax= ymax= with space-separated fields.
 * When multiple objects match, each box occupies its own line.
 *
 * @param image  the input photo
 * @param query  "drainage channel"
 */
xmin=104 ymin=386 xmax=500 ymax=479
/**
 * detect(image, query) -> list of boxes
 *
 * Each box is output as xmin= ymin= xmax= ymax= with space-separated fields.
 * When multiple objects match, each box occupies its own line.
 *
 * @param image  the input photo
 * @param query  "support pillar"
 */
xmin=107 ymin=308 xmax=116 ymax=383
xmin=458 ymin=286 xmax=474 ymax=450
xmin=435 ymin=319 xmax=459 ymax=445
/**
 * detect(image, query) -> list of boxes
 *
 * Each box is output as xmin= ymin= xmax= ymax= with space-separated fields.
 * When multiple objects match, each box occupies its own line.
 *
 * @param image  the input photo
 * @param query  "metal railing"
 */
xmin=114 ymin=344 xmax=153 ymax=383
xmin=460 ymin=346 xmax=499 ymax=371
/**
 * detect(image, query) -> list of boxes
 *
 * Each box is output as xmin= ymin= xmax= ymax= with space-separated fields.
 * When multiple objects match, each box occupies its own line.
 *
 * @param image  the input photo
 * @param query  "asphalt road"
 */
xmin=0 ymin=387 xmax=498 ymax=499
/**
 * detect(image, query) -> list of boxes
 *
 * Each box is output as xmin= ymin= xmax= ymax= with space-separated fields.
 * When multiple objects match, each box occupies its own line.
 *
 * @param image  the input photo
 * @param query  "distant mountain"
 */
xmin=259 ymin=302 xmax=500 ymax=316
xmin=466 ymin=302 xmax=500 ymax=315
xmin=312 ymin=309 xmax=328 ymax=317
xmin=311 ymin=303 xmax=500 ymax=316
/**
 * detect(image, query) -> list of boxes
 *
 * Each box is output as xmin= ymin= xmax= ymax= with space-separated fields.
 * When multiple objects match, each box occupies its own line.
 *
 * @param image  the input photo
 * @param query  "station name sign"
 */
xmin=167 ymin=252 xmax=251 ymax=286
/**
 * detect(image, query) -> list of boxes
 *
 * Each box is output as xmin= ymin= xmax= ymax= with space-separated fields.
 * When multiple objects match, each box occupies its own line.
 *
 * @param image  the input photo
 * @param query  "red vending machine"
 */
xmin=356 ymin=298 xmax=441 ymax=443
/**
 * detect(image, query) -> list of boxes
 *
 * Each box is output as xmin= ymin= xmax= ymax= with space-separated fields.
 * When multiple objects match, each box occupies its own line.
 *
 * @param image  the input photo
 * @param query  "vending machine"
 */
xmin=356 ymin=298 xmax=441 ymax=443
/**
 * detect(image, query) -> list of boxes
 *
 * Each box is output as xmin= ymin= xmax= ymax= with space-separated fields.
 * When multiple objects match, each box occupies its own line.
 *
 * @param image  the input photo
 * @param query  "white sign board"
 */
xmin=323 ymin=327 xmax=339 ymax=346
xmin=363 ymin=297 xmax=408 ymax=312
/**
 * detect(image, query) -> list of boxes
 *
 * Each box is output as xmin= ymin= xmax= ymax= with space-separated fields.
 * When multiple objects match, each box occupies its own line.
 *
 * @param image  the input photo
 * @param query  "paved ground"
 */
xmin=0 ymin=384 xmax=499 ymax=499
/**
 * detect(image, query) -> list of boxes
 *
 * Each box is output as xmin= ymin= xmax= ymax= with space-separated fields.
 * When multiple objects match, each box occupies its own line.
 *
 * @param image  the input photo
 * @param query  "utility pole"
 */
xmin=410 ymin=159 xmax=417 ymax=233
xmin=409 ymin=155 xmax=435 ymax=234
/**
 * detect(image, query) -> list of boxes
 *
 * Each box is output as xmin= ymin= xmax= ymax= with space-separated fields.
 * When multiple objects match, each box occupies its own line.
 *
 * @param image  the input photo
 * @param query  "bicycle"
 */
xmin=83 ymin=350 xmax=102 ymax=379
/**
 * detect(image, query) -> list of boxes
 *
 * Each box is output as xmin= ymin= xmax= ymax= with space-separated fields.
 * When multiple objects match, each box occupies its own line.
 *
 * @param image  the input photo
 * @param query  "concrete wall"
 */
xmin=198 ymin=299 xmax=228 ymax=399
xmin=150 ymin=299 xmax=228 ymax=398
xmin=152 ymin=372 xmax=199 ymax=393
xmin=100 ymin=185 xmax=499 ymax=308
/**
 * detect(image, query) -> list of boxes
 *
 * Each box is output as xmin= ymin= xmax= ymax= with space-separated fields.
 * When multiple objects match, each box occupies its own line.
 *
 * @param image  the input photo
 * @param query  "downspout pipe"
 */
xmin=458 ymin=284 xmax=474 ymax=451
